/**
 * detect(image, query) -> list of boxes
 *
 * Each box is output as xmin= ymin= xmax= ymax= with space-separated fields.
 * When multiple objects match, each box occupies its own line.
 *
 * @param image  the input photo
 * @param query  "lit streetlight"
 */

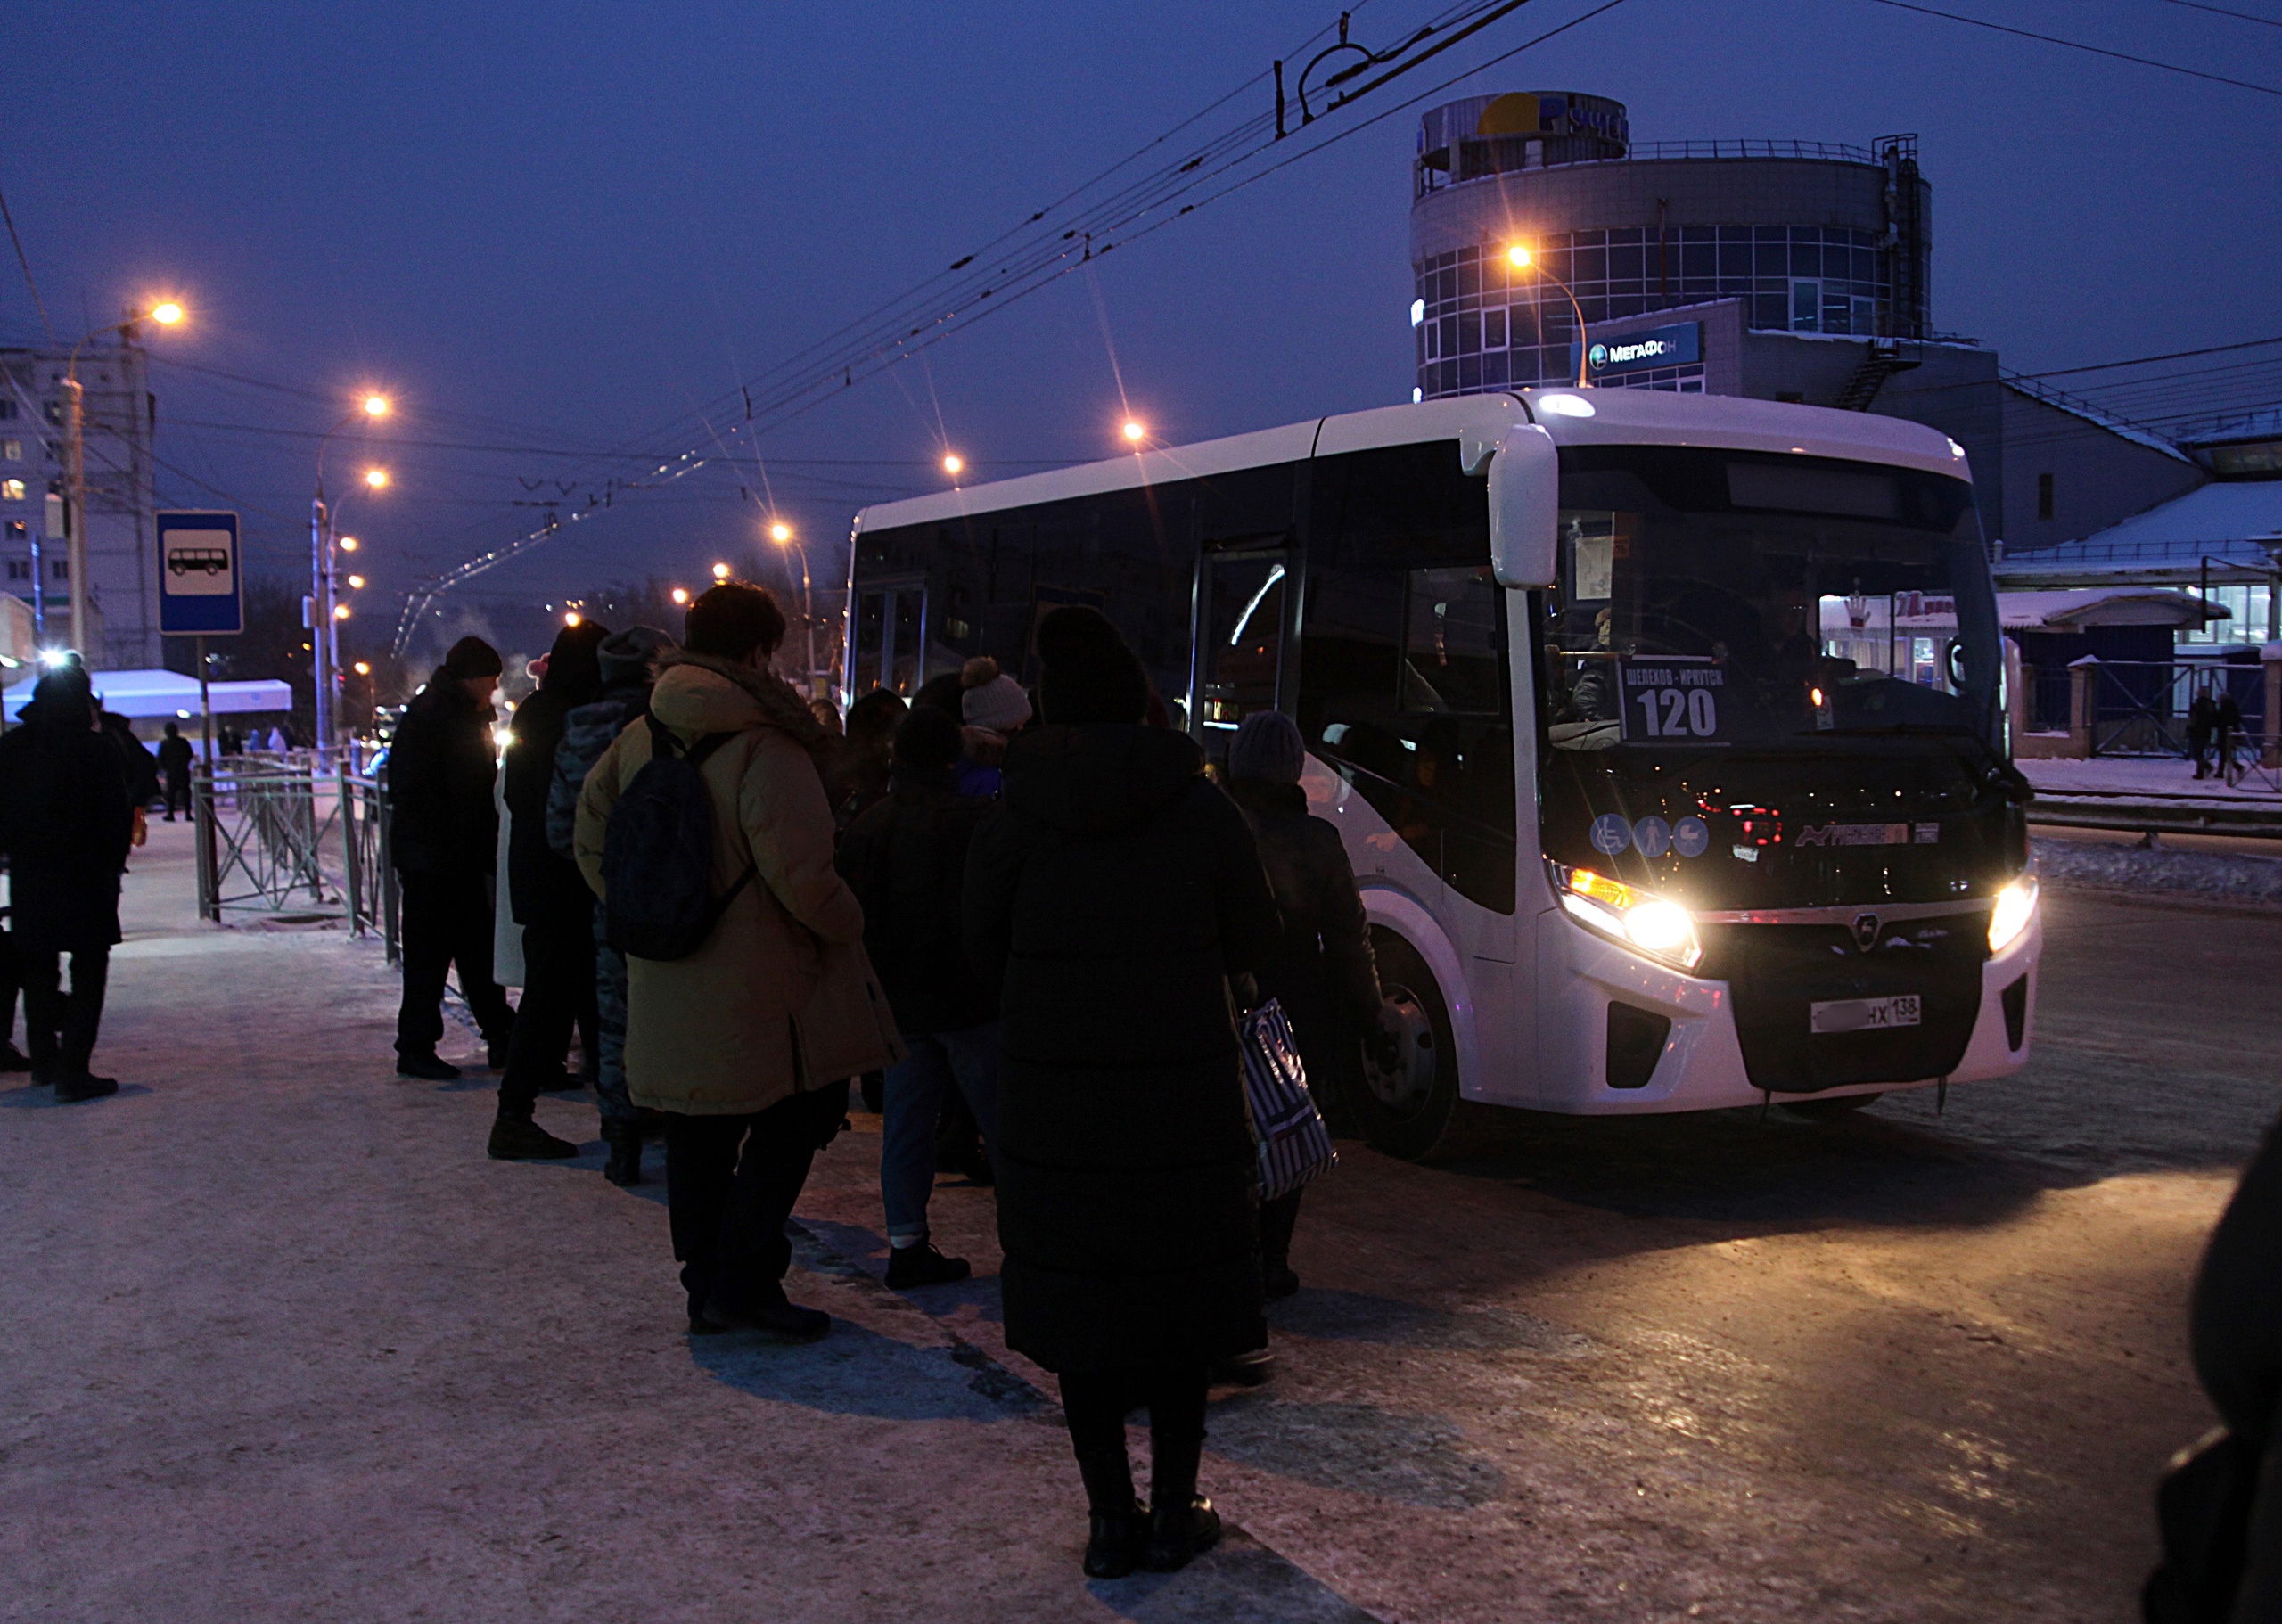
xmin=669 ymin=586 xmax=690 ymax=606
xmin=353 ymin=660 xmax=372 ymax=677
xmin=941 ymin=453 xmax=964 ymax=478
xmin=564 ymin=611 xmax=582 ymax=627
xmin=61 ymin=299 xmax=189 ymax=657
xmin=338 ymin=535 xmax=359 ymax=552
xmin=346 ymin=574 xmax=365 ymax=589
xmin=768 ymin=520 xmax=817 ymax=697
xmin=1507 ymin=244 xmax=1592 ymax=389
xmin=1121 ymin=419 xmax=1146 ymax=446
xmin=710 ymin=562 xmax=731 ymax=581
xmin=363 ymin=467 xmax=390 ymax=490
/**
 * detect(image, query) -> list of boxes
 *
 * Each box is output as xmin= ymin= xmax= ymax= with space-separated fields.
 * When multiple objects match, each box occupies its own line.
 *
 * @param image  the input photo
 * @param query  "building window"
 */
xmin=4 ymin=520 xmax=21 ymax=540
xmin=50 ymin=558 xmax=68 ymax=580
xmin=1 ymin=439 xmax=18 ymax=462
xmin=4 ymin=560 xmax=26 ymax=581
xmin=0 ymin=399 xmax=14 ymax=421
xmin=0 ymin=479 xmax=23 ymax=502
xmin=2037 ymin=472 xmax=2054 ymax=521
xmin=1790 ymin=279 xmax=1821 ymax=332
xmin=42 ymin=402 xmax=62 ymax=425
xmin=1851 ymin=297 xmax=1877 ymax=337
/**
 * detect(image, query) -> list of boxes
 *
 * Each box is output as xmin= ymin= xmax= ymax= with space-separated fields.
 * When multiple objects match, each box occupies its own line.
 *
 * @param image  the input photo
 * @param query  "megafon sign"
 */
xmin=1579 ymin=321 xmax=1703 ymax=381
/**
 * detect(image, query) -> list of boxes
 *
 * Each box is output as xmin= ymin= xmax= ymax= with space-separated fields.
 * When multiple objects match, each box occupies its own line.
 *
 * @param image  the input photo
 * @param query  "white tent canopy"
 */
xmin=2 ymin=667 xmax=293 ymax=721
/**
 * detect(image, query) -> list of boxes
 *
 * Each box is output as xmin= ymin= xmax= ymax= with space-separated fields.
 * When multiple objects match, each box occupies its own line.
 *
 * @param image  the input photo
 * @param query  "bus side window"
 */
xmin=1301 ymin=563 xmax=1515 ymax=915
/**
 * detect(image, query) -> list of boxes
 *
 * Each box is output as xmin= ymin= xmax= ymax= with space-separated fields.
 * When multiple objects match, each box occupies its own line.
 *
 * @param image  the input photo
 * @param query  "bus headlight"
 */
xmin=1988 ymin=879 xmax=2037 ymax=955
xmin=1556 ymin=865 xmax=1703 ymax=972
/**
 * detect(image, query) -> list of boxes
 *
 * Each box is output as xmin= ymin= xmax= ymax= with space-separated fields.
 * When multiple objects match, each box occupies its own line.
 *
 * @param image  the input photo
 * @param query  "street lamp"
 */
xmin=710 ymin=562 xmax=731 ymax=581
xmin=59 ymin=299 xmax=188 ymax=657
xmin=1507 ymin=245 xmax=1592 ymax=389
xmin=312 ymin=392 xmax=390 ymax=763
xmin=768 ymin=520 xmax=817 ymax=697
xmin=669 ymin=586 xmax=690 ymax=606
xmin=1121 ymin=419 xmax=1146 ymax=446
xmin=941 ymin=453 xmax=964 ymax=478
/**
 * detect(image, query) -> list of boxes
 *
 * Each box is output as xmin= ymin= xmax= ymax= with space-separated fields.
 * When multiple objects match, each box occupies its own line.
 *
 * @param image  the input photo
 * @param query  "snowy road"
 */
xmin=3 ymin=824 xmax=2271 ymax=1622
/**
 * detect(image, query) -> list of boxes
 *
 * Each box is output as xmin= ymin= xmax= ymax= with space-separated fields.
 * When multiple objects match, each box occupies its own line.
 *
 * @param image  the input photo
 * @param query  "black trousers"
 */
xmin=497 ymin=918 xmax=597 ymax=1116
xmin=21 ymin=946 xmax=111 ymax=1079
xmin=395 ymin=868 xmax=514 ymax=1060
xmin=1260 ymin=1187 xmax=1302 ymax=1267
xmin=663 ymin=1084 xmax=849 ymax=1318
xmin=162 ymin=771 xmax=190 ymax=819
xmin=1059 ymin=1366 xmax=1210 ymax=1454
xmin=0 ymin=928 xmax=20 ymax=1052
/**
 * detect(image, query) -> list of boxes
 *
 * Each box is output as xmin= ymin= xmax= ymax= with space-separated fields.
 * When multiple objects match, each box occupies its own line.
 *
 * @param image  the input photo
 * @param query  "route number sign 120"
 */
xmin=1620 ymin=659 xmax=1726 ymax=742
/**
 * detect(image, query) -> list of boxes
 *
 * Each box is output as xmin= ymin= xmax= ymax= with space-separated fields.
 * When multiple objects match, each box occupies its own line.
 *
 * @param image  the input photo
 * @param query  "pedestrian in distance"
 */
xmin=545 ymin=623 xmax=675 ymax=1185
xmin=2188 ymin=689 xmax=2219 ymax=780
xmin=575 ymin=582 xmax=902 ymax=1341
xmin=267 ymin=723 xmax=290 ymax=755
xmin=965 ymin=605 xmax=1280 ymax=1577
xmin=0 ymin=664 xmax=135 ymax=1102
xmin=489 ymin=618 xmax=612 ymax=1161
xmin=836 ymin=703 xmax=1001 ymax=1289
xmin=387 ymin=636 xmax=517 ymax=1081
xmin=2216 ymin=689 xmax=2245 ymax=787
xmin=157 ymin=721 xmax=193 ymax=823
xmin=0 ymin=917 xmax=27 ymax=1073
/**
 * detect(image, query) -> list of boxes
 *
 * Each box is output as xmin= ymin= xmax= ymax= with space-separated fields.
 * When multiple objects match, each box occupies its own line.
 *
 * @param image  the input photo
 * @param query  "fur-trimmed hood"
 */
xmin=651 ymin=652 xmax=837 ymax=755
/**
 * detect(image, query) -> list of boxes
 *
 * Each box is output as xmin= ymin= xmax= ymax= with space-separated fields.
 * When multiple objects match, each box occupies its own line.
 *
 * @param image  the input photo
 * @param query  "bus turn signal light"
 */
xmin=1556 ymin=865 xmax=1703 ymax=972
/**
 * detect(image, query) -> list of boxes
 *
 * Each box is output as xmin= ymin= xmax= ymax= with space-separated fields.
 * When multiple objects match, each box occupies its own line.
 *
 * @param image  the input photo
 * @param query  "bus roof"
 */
xmin=852 ymin=389 xmax=1972 ymax=535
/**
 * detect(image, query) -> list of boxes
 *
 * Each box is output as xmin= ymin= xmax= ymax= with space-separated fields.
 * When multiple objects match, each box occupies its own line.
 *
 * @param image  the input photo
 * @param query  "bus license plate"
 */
xmin=1810 ymin=994 xmax=1922 ymax=1035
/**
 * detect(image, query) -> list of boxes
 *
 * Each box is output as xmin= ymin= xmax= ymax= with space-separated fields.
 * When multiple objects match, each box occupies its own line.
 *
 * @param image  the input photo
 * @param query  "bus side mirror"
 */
xmin=1483 ymin=423 xmax=1559 ymax=587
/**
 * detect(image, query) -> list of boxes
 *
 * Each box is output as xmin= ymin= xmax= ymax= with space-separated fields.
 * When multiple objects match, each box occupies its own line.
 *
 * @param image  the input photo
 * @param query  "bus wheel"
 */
xmin=1781 ymin=1092 xmax=1884 ymax=1120
xmin=1357 ymin=929 xmax=1461 ymax=1161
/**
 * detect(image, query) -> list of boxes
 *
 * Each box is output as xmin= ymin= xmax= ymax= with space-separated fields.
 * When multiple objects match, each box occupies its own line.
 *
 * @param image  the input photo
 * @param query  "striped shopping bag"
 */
xmin=1239 ymin=998 xmax=1336 ymax=1202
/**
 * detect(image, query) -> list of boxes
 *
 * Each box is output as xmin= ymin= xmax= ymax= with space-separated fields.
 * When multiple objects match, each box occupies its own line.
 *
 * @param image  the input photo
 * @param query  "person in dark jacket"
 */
xmin=836 ymin=705 xmax=1000 ymax=1290
xmin=826 ymin=688 xmax=907 ymax=833
xmin=0 ymin=665 xmax=135 ymax=1101
xmin=545 ymin=623 xmax=673 ymax=1184
xmin=156 ymin=722 xmax=194 ymax=822
xmin=489 ymin=619 xmax=612 ymax=1161
xmin=965 ymin=606 xmax=1279 ymax=1578
xmin=2188 ymin=692 xmax=2218 ymax=780
xmin=2216 ymin=691 xmax=2245 ymax=787
xmin=387 ymin=636 xmax=515 ymax=1081
xmin=2147 ymin=1111 xmax=2282 ymax=1620
xmin=1224 ymin=710 xmax=1387 ymax=1306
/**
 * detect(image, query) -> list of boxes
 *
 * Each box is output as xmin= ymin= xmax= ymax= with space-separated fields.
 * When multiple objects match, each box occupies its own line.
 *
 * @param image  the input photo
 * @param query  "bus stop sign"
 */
xmin=156 ymin=511 xmax=242 ymax=636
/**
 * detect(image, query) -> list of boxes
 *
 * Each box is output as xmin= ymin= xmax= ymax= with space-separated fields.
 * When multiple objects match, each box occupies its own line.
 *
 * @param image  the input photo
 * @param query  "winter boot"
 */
xmin=53 ymin=1072 xmax=120 ymax=1104
xmin=1142 ymin=1428 xmax=1220 ymax=1572
xmin=884 ymin=1240 xmax=972 ymax=1290
xmin=602 ymin=1122 xmax=644 ymax=1186
xmin=397 ymin=1052 xmax=461 ymax=1081
xmin=487 ymin=1112 xmax=579 ymax=1161
xmin=1210 ymin=1348 xmax=1276 ymax=1387
xmin=1074 ymin=1446 xmax=1148 ymax=1579
xmin=0 ymin=1042 xmax=30 ymax=1073
xmin=1261 ymin=1254 xmax=1301 ymax=1300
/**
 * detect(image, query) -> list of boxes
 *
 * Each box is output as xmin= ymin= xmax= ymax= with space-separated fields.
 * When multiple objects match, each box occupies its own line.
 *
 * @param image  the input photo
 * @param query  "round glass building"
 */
xmin=1410 ymin=93 xmax=1931 ymax=398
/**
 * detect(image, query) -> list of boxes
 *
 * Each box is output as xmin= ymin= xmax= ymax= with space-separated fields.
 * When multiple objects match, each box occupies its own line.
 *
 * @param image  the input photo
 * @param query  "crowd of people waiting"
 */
xmin=381 ymin=583 xmax=1391 ymax=1576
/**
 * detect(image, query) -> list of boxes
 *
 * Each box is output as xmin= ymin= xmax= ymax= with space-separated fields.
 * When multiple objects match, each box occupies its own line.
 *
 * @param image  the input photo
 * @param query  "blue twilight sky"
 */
xmin=5 ymin=0 xmax=2279 ymax=667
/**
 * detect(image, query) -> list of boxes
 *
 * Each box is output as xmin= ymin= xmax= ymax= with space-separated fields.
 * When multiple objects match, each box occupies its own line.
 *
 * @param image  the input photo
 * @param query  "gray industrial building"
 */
xmin=1407 ymin=91 xmax=2211 ymax=550
xmin=0 ymin=335 xmax=162 ymax=669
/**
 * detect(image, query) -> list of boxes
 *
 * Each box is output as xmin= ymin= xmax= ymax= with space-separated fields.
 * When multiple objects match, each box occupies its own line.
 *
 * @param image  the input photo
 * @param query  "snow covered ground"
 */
xmin=2023 ymin=755 xmax=2282 ymax=800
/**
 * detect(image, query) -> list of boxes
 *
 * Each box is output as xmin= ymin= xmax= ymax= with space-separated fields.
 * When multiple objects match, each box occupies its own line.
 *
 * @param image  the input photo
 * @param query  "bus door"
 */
xmin=1194 ymin=546 xmax=1289 ymax=769
xmin=850 ymin=577 xmax=928 ymax=697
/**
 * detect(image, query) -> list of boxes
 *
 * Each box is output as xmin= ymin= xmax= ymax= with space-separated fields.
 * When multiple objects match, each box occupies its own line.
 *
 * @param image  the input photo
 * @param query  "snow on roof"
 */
xmin=2000 ymin=378 xmax=2193 ymax=464
xmin=2000 ymin=482 xmax=2282 ymax=578
xmin=2 ymin=668 xmax=295 ymax=720
xmin=1995 ymin=588 xmax=2226 ymax=631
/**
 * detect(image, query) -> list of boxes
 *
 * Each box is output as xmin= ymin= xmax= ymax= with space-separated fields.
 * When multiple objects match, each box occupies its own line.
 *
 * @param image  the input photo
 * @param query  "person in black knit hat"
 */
xmin=965 ymin=606 xmax=1278 ymax=1576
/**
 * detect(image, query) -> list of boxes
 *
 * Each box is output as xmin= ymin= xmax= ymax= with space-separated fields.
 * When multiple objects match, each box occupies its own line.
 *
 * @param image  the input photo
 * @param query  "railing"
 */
xmin=1614 ymin=139 xmax=1880 ymax=165
xmin=191 ymin=758 xmax=398 ymax=960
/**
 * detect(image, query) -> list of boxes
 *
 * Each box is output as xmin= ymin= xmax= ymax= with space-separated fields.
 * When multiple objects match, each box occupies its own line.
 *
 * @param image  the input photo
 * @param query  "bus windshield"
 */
xmin=1540 ymin=446 xmax=1999 ymax=754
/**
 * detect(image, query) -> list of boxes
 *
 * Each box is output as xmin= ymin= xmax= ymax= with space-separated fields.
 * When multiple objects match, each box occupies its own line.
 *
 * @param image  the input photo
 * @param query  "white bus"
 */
xmin=845 ymin=390 xmax=2041 ymax=1158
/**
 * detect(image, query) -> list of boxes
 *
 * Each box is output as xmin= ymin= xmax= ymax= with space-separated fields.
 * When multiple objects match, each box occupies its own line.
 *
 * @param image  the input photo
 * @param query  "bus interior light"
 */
xmin=1988 ymin=878 xmax=2037 ymax=954
xmin=1555 ymin=864 xmax=1703 ymax=971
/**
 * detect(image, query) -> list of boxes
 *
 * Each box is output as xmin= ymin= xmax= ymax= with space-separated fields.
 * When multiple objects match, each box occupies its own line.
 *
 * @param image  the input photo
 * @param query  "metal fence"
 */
xmin=191 ymin=757 xmax=398 ymax=959
xmin=2023 ymin=659 xmax=2270 ymax=757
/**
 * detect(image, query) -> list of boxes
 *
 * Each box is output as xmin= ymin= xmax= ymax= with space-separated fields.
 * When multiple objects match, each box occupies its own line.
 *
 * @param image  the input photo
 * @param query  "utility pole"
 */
xmin=61 ymin=370 xmax=87 ymax=655
xmin=309 ymin=488 xmax=332 ymax=758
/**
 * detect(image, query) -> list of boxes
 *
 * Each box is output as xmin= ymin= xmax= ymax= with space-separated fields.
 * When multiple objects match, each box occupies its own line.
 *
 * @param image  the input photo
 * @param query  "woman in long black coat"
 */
xmin=489 ymin=618 xmax=609 ymax=1161
xmin=0 ymin=664 xmax=134 ymax=1100
xmin=965 ymin=607 xmax=1278 ymax=1579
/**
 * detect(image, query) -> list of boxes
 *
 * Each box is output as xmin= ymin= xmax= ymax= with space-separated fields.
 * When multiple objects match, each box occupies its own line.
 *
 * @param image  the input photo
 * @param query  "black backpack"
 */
xmin=600 ymin=716 xmax=756 ymax=961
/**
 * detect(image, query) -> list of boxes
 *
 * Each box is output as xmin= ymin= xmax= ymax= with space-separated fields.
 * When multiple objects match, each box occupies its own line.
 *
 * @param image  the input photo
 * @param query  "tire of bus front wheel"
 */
xmin=1354 ymin=929 xmax=1462 ymax=1162
xmin=1780 ymin=1092 xmax=1884 ymax=1120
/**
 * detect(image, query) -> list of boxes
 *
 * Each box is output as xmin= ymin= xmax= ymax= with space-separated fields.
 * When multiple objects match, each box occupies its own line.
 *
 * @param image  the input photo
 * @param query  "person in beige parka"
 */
xmin=575 ymin=582 xmax=902 ymax=1340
